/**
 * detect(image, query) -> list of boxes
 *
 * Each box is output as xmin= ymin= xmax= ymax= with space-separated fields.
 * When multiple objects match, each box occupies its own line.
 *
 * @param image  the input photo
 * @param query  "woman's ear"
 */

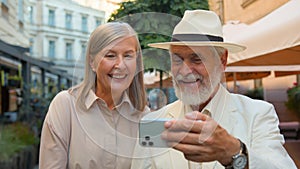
xmin=90 ymin=58 xmax=96 ymax=72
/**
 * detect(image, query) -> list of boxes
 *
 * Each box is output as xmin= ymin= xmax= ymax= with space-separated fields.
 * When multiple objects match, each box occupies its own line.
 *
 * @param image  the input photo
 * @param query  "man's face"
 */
xmin=170 ymin=45 xmax=226 ymax=105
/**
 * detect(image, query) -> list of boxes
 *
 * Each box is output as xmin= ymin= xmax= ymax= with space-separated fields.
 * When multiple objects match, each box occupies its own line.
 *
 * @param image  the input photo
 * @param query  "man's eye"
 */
xmin=191 ymin=54 xmax=203 ymax=63
xmin=173 ymin=58 xmax=182 ymax=63
xmin=192 ymin=58 xmax=202 ymax=63
xmin=171 ymin=54 xmax=182 ymax=64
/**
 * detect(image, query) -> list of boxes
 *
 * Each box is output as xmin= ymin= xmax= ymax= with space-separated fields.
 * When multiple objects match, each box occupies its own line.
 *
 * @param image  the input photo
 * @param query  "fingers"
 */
xmin=163 ymin=112 xmax=219 ymax=145
xmin=164 ymin=118 xmax=204 ymax=133
xmin=161 ymin=130 xmax=201 ymax=145
xmin=185 ymin=111 xmax=209 ymax=121
xmin=164 ymin=112 xmax=211 ymax=133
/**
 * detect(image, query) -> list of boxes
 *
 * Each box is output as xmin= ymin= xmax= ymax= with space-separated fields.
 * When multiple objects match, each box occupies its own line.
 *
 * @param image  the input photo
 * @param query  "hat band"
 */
xmin=171 ymin=34 xmax=223 ymax=42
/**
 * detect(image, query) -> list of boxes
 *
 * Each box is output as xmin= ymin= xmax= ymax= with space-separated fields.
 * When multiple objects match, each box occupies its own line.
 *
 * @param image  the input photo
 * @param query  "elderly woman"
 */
xmin=39 ymin=22 xmax=149 ymax=169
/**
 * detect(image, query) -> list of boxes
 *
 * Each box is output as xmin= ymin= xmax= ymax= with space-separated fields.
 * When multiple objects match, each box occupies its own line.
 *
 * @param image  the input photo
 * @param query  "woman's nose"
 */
xmin=114 ymin=56 xmax=125 ymax=68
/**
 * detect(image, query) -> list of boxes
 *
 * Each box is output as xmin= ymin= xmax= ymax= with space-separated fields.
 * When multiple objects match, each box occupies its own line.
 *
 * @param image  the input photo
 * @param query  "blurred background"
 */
xmin=0 ymin=0 xmax=299 ymax=168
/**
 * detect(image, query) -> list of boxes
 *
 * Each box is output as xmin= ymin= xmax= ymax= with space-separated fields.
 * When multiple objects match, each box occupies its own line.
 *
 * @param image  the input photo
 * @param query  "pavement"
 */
xmin=284 ymin=140 xmax=300 ymax=168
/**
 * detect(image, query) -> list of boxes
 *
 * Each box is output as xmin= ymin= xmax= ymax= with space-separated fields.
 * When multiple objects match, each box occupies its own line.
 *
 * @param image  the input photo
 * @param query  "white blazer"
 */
xmin=131 ymin=85 xmax=297 ymax=169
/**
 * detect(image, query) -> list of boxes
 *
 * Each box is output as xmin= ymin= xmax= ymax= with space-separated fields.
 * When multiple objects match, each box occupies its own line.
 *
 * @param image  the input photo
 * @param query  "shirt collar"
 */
xmin=200 ymin=84 xmax=234 ymax=120
xmin=85 ymin=89 xmax=98 ymax=109
xmin=85 ymin=89 xmax=134 ymax=112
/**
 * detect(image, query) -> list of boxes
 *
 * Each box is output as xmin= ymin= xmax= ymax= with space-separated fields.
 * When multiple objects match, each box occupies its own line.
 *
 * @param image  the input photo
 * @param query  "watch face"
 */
xmin=233 ymin=154 xmax=247 ymax=169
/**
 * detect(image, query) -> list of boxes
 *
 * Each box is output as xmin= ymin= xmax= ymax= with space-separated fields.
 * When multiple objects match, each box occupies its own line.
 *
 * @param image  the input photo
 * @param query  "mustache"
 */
xmin=175 ymin=74 xmax=203 ymax=82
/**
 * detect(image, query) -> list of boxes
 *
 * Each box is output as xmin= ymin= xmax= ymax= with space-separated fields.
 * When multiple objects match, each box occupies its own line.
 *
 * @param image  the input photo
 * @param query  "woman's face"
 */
xmin=92 ymin=36 xmax=138 ymax=95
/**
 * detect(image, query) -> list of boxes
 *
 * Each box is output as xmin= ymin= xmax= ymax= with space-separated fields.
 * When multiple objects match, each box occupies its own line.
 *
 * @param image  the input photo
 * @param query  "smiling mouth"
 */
xmin=178 ymin=79 xmax=200 ymax=84
xmin=109 ymin=74 xmax=127 ymax=79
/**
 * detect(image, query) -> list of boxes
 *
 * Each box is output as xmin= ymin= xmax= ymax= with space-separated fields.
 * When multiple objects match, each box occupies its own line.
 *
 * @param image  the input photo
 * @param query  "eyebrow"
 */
xmin=105 ymin=49 xmax=136 ymax=53
xmin=190 ymin=53 xmax=202 ymax=58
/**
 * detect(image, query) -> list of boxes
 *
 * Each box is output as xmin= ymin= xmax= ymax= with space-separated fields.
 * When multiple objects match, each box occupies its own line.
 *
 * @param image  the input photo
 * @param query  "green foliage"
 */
xmin=285 ymin=83 xmax=300 ymax=117
xmin=0 ymin=122 xmax=39 ymax=160
xmin=244 ymin=87 xmax=264 ymax=100
xmin=109 ymin=0 xmax=208 ymax=72
xmin=109 ymin=0 xmax=208 ymax=22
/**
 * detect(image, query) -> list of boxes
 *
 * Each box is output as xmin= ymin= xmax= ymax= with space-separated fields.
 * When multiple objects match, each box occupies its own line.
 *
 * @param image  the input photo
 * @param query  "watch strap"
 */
xmin=223 ymin=139 xmax=247 ymax=169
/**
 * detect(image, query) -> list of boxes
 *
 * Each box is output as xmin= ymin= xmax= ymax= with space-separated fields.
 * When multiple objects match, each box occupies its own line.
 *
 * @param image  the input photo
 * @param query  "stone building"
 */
xmin=28 ymin=0 xmax=105 ymax=82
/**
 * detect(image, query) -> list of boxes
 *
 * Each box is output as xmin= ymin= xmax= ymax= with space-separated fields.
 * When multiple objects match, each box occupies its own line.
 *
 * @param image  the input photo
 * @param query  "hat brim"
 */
xmin=148 ymin=41 xmax=246 ymax=53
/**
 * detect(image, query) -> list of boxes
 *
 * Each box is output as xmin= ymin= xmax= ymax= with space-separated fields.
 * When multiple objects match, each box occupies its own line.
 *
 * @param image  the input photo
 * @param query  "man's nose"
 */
xmin=179 ymin=61 xmax=193 ymax=75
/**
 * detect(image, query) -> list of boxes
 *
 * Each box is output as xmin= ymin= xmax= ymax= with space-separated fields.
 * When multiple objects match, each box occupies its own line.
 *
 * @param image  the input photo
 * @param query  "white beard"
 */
xmin=173 ymin=66 xmax=222 ymax=106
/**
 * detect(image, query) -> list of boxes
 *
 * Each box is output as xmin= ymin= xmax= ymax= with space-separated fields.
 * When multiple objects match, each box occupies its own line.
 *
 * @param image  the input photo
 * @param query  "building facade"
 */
xmin=0 ymin=0 xmax=30 ymax=46
xmin=72 ymin=0 xmax=124 ymax=21
xmin=1 ymin=0 xmax=103 ymax=115
xmin=28 ymin=0 xmax=105 ymax=81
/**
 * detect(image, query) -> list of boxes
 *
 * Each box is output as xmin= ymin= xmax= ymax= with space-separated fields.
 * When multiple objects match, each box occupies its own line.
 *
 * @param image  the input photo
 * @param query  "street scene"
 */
xmin=1 ymin=0 xmax=299 ymax=168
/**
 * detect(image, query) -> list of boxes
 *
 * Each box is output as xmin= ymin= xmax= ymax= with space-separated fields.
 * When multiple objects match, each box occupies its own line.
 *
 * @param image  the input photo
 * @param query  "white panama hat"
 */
xmin=148 ymin=10 xmax=246 ymax=53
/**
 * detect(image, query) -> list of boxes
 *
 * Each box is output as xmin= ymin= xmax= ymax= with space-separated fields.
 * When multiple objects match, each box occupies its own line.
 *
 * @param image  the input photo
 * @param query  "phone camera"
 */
xmin=145 ymin=136 xmax=150 ymax=141
xmin=141 ymin=141 xmax=147 ymax=146
xmin=148 ymin=142 xmax=154 ymax=146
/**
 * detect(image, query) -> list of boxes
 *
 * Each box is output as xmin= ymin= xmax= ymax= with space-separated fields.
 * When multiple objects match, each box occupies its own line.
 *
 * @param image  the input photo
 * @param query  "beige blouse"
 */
xmin=39 ymin=89 xmax=148 ymax=169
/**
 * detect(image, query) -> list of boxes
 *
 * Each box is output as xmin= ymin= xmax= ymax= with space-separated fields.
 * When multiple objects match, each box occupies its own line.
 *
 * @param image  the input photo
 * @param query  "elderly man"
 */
xmin=131 ymin=10 xmax=297 ymax=169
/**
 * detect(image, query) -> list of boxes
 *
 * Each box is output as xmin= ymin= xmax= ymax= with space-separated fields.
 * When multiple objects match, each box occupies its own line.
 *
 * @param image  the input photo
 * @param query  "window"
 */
xmin=81 ymin=16 xmax=88 ymax=32
xmin=66 ymin=43 xmax=73 ymax=60
xmin=1 ymin=0 xmax=9 ymax=20
xmin=29 ymin=38 xmax=34 ymax=56
xmin=48 ymin=9 xmax=55 ymax=26
xmin=95 ymin=19 xmax=102 ymax=27
xmin=48 ymin=40 xmax=55 ymax=58
xmin=1 ymin=0 xmax=8 ymax=6
xmin=81 ymin=43 xmax=86 ymax=60
xmin=65 ymin=13 xmax=72 ymax=30
xmin=28 ymin=6 xmax=33 ymax=24
xmin=18 ymin=0 xmax=24 ymax=23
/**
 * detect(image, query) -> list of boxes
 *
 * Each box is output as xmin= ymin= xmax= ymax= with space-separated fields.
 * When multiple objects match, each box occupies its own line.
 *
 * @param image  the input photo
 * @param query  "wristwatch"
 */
xmin=224 ymin=139 xmax=248 ymax=169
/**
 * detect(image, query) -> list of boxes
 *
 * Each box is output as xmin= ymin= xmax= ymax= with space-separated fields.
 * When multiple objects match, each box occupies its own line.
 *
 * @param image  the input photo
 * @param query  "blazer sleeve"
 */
xmin=39 ymin=91 xmax=72 ymax=169
xmin=247 ymin=103 xmax=297 ymax=169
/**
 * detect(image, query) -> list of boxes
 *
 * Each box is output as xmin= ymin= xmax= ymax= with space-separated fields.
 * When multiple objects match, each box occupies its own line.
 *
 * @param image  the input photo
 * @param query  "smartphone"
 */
xmin=139 ymin=118 xmax=171 ymax=148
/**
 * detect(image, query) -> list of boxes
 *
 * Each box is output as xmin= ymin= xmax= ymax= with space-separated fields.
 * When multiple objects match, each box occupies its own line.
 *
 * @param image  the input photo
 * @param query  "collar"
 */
xmin=84 ymin=89 xmax=134 ymax=112
xmin=201 ymin=84 xmax=232 ymax=120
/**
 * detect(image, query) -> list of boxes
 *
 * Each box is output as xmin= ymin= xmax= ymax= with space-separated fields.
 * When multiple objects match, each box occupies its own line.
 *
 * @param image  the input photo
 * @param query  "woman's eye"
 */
xmin=125 ymin=54 xmax=133 ymax=58
xmin=124 ymin=52 xmax=136 ymax=59
xmin=105 ymin=54 xmax=116 ymax=58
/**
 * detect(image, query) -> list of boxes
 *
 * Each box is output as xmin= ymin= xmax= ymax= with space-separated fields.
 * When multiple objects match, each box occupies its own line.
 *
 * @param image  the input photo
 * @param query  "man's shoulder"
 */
xmin=229 ymin=92 xmax=274 ymax=112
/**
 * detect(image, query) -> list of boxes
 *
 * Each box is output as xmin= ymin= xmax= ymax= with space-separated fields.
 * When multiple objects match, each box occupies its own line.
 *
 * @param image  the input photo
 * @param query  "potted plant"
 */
xmin=285 ymin=82 xmax=300 ymax=117
xmin=244 ymin=87 xmax=264 ymax=100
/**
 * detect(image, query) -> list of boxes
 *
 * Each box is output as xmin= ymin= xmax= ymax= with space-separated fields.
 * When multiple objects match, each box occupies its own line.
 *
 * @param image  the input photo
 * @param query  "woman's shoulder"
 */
xmin=51 ymin=90 xmax=72 ymax=102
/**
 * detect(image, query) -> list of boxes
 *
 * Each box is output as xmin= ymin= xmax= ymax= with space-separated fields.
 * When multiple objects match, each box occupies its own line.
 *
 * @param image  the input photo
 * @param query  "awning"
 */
xmin=224 ymin=0 xmax=300 ymax=67
xmin=0 ymin=39 xmax=73 ymax=80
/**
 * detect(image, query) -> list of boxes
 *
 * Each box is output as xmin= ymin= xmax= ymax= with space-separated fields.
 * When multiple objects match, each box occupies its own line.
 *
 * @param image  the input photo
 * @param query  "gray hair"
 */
xmin=71 ymin=22 xmax=147 ymax=112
